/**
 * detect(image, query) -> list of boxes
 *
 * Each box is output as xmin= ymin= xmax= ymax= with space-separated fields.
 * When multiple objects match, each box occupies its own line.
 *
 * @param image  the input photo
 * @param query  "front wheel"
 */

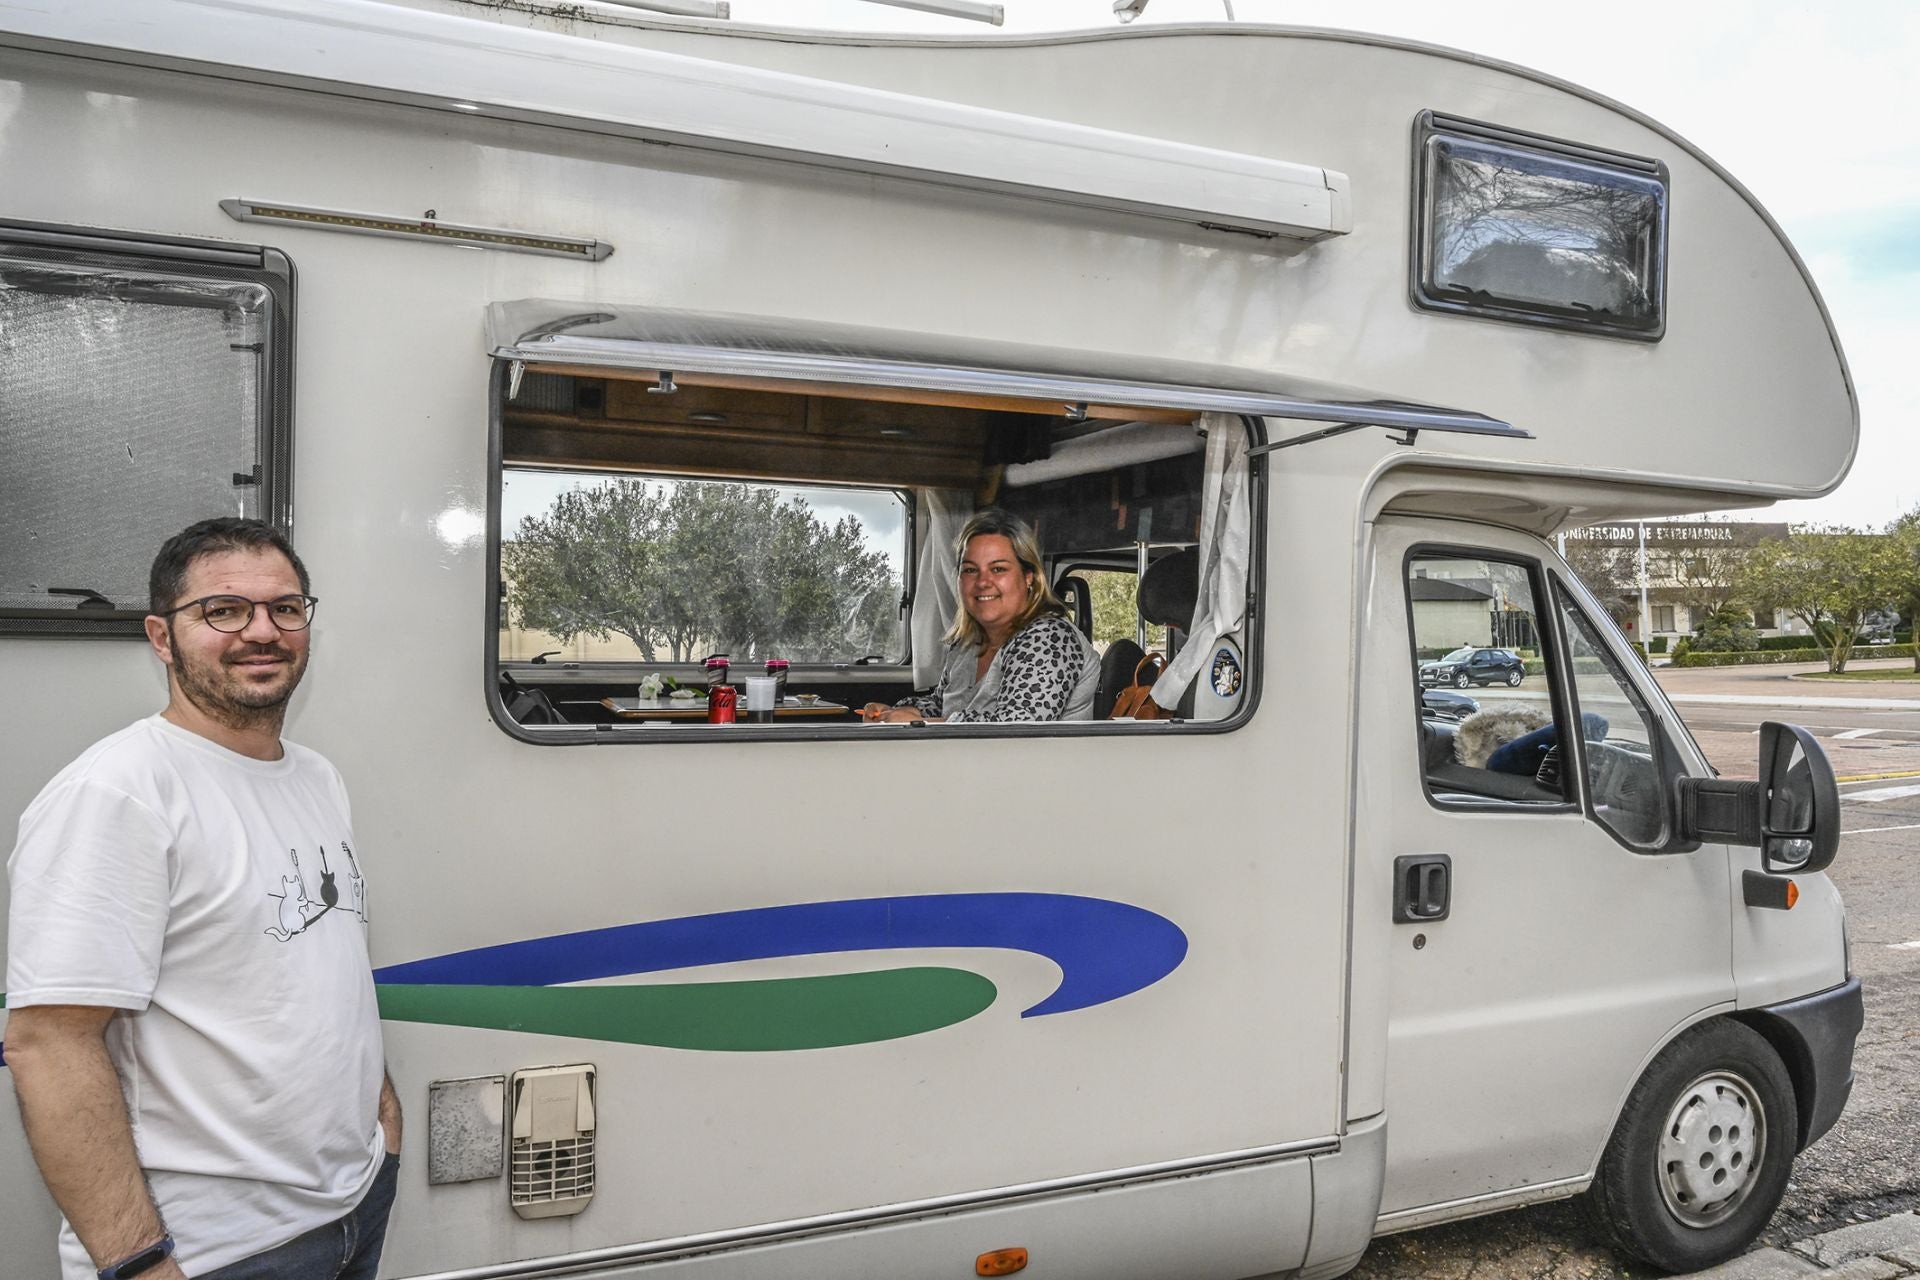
xmin=1584 ymin=1020 xmax=1797 ymax=1273
xmin=1454 ymin=671 xmax=1472 ymax=689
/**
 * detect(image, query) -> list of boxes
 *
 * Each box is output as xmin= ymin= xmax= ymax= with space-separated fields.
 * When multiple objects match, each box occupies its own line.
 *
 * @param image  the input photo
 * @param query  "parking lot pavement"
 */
xmin=1652 ymin=661 xmax=1920 ymax=781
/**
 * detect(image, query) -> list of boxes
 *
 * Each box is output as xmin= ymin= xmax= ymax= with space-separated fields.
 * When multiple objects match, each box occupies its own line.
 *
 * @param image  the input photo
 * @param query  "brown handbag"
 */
xmin=1109 ymin=653 xmax=1172 ymax=720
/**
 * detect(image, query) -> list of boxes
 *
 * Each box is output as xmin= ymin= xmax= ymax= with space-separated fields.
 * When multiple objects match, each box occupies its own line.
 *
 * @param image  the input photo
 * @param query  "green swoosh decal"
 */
xmin=377 ymin=966 xmax=996 ymax=1052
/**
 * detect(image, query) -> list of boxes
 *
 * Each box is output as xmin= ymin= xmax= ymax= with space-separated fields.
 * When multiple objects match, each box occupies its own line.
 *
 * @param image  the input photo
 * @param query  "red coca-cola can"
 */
xmin=706 ymin=683 xmax=737 ymax=724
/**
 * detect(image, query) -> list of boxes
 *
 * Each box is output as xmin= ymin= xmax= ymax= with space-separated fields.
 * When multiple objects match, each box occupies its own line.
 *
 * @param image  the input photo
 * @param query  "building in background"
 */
xmin=1561 ymin=521 xmax=1794 ymax=645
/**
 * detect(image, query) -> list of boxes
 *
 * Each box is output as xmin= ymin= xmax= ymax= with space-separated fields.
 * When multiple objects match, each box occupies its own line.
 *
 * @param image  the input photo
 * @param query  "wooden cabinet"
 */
xmin=504 ymin=374 xmax=1057 ymax=491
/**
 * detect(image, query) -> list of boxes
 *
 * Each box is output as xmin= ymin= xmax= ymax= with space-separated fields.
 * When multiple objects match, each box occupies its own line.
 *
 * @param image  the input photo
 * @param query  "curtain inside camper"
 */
xmin=1152 ymin=414 xmax=1250 ymax=707
xmin=912 ymin=488 xmax=971 ymax=688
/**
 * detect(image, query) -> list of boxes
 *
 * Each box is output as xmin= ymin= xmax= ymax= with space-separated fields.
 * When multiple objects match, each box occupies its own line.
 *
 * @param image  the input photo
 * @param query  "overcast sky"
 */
xmin=698 ymin=0 xmax=1917 ymax=531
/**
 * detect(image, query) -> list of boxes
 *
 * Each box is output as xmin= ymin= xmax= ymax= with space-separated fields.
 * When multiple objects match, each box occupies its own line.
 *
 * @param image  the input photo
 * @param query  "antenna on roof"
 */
xmin=857 ymin=0 xmax=1005 ymax=23
xmin=592 ymin=0 xmax=731 ymax=18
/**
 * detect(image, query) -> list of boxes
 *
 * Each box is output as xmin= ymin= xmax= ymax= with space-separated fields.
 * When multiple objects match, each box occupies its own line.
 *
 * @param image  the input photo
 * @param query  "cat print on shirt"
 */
xmin=264 ymin=841 xmax=370 ymax=941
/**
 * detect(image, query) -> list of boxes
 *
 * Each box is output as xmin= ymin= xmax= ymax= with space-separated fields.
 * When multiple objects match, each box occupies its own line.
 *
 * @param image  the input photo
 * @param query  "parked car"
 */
xmin=1420 ymin=646 xmax=1526 ymax=688
xmin=1421 ymin=688 xmax=1480 ymax=721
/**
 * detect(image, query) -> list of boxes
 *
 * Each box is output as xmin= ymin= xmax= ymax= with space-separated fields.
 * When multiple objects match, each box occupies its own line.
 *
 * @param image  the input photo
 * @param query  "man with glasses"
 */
xmin=6 ymin=518 xmax=400 ymax=1280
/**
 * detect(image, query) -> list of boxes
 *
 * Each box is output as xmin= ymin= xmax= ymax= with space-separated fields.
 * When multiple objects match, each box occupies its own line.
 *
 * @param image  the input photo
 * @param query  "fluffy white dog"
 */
xmin=1454 ymin=706 xmax=1550 ymax=769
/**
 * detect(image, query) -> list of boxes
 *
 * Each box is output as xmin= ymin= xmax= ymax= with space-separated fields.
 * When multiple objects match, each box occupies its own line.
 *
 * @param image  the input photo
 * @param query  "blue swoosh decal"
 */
xmin=374 ymin=892 xmax=1187 ymax=1017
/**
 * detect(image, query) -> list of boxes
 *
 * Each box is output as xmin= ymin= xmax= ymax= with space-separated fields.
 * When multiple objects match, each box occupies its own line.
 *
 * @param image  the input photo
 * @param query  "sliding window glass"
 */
xmin=0 ymin=225 xmax=293 ymax=636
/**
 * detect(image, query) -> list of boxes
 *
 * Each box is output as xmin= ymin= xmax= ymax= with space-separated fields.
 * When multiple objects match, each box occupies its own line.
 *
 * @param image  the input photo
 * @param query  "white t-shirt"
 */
xmin=6 ymin=715 xmax=386 ymax=1278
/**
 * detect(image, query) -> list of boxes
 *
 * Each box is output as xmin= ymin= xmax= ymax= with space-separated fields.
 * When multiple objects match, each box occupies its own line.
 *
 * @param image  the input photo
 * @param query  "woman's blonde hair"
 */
xmin=944 ymin=509 xmax=1067 ymax=647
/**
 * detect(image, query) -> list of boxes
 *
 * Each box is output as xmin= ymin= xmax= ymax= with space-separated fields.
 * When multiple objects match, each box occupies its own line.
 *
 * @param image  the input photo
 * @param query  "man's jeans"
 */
xmin=200 ymin=1152 xmax=400 ymax=1280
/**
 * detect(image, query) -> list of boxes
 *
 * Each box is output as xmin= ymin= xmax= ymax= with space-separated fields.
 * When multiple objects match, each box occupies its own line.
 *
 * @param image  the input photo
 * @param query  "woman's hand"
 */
xmin=859 ymin=703 xmax=932 ymax=724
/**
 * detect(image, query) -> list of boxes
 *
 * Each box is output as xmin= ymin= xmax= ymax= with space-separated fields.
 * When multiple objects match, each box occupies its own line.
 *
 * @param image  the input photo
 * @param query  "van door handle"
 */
xmin=1392 ymin=854 xmax=1453 ymax=923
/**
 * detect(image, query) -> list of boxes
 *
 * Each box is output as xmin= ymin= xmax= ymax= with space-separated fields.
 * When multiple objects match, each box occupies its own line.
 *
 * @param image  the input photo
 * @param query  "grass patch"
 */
xmin=1795 ymin=668 xmax=1920 ymax=682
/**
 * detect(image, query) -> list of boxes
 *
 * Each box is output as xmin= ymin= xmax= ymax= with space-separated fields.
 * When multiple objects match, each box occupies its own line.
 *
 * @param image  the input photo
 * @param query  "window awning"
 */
xmin=487 ymin=300 xmax=1528 ymax=441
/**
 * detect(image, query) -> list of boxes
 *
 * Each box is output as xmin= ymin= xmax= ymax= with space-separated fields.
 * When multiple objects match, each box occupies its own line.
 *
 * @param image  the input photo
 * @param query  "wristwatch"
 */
xmin=98 ymin=1235 xmax=173 ymax=1279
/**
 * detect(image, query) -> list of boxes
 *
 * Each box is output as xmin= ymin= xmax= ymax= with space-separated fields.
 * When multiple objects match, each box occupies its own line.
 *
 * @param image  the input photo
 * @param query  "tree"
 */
xmin=1083 ymin=569 xmax=1166 ymax=651
xmin=1659 ymin=540 xmax=1753 ymax=621
xmin=1889 ymin=509 xmax=1920 ymax=672
xmin=1561 ymin=538 xmax=1639 ymax=629
xmin=503 ymin=479 xmax=900 ymax=663
xmin=1735 ymin=526 xmax=1905 ymax=673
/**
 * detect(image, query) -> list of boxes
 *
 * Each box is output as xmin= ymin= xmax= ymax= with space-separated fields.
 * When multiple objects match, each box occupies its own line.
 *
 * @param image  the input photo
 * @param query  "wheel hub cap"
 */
xmin=1657 ymin=1071 xmax=1764 ymax=1227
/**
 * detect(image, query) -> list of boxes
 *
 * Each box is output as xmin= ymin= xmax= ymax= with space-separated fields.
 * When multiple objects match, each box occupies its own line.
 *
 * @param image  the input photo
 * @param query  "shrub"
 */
xmin=1669 ymin=647 xmax=1827 ymax=667
xmin=1649 ymin=636 xmax=1668 ymax=654
xmin=1756 ymin=634 xmax=1817 ymax=651
xmin=1670 ymin=636 xmax=1692 ymax=660
xmin=1692 ymin=608 xmax=1759 ymax=653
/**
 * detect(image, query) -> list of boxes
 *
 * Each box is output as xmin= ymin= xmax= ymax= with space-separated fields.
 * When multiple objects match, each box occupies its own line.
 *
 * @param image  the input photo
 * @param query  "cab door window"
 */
xmin=1407 ymin=553 xmax=1565 ymax=806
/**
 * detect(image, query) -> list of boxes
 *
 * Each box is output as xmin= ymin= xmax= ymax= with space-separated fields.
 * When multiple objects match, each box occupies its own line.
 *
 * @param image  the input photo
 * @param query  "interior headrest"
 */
xmin=1138 ymin=547 xmax=1199 ymax=628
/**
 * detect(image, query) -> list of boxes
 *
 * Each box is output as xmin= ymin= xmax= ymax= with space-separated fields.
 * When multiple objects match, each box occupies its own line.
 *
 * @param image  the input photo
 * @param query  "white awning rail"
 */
xmin=488 ymin=301 xmax=1528 ymax=440
xmin=5 ymin=0 xmax=1348 ymax=242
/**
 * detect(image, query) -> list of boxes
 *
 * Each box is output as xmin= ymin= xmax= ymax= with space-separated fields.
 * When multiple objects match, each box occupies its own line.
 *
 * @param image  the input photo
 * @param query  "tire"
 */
xmin=1506 ymin=668 xmax=1524 ymax=687
xmin=1584 ymin=1019 xmax=1797 ymax=1274
xmin=1454 ymin=671 xmax=1472 ymax=689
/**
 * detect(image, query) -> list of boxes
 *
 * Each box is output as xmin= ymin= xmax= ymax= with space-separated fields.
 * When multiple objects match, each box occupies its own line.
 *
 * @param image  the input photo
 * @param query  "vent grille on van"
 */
xmin=511 ymin=1134 xmax=596 ymax=1208
xmin=508 ymin=1064 xmax=597 ymax=1219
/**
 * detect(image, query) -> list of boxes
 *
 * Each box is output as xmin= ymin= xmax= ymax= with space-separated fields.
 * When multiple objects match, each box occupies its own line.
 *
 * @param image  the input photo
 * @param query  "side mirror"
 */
xmin=1757 ymin=722 xmax=1840 ymax=873
xmin=1673 ymin=721 xmax=1840 ymax=874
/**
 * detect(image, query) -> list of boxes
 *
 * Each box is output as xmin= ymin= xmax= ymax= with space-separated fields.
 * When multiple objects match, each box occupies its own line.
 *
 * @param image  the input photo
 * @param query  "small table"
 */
xmin=599 ymin=695 xmax=849 ymax=722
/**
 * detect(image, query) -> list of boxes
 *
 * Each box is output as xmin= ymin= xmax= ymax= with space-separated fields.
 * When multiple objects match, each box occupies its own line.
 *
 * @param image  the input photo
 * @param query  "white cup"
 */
xmin=744 ymin=676 xmax=778 ymax=714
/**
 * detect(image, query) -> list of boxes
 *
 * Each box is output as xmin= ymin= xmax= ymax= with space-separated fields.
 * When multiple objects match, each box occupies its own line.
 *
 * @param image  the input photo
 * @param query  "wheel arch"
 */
xmin=1730 ymin=1011 xmax=1817 ymax=1151
xmin=1731 ymin=977 xmax=1863 ymax=1153
xmin=1589 ymin=1007 xmax=1740 ymax=1178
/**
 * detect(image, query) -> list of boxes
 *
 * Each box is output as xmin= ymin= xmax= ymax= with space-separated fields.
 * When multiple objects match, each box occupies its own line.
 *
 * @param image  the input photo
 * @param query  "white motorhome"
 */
xmin=0 ymin=3 xmax=1863 ymax=1277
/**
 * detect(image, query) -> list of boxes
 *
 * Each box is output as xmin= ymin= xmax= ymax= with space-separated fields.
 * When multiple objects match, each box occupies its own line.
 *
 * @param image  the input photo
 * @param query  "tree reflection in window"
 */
xmin=1420 ymin=131 xmax=1667 ymax=336
xmin=501 ymin=472 xmax=906 ymax=664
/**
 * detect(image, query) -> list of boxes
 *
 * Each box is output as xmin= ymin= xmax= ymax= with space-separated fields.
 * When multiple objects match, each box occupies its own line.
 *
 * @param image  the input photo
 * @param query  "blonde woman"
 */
xmin=862 ymin=510 xmax=1097 ymax=723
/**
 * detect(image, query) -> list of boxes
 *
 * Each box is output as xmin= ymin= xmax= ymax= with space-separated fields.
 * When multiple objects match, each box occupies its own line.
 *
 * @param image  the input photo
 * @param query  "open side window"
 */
xmin=487 ymin=368 xmax=1256 ymax=738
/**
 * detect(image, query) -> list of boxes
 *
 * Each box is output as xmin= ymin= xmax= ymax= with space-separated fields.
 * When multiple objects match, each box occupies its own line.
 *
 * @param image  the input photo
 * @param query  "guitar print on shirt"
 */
xmin=264 ymin=842 xmax=370 ymax=941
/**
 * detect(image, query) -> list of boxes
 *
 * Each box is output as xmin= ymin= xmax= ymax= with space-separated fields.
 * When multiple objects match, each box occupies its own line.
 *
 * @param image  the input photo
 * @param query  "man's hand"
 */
xmin=378 ymin=1072 xmax=403 ymax=1155
xmin=5 ymin=1005 xmax=172 ymax=1272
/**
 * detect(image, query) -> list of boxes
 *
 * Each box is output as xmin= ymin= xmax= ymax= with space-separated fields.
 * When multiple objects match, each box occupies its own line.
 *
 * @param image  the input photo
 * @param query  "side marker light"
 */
xmin=1741 ymin=870 xmax=1800 ymax=911
xmin=977 ymin=1246 xmax=1029 ymax=1276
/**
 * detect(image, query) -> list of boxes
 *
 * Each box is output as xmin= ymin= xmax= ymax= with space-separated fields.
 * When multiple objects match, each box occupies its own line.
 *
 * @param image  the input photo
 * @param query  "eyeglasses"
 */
xmin=158 ymin=594 xmax=319 ymax=633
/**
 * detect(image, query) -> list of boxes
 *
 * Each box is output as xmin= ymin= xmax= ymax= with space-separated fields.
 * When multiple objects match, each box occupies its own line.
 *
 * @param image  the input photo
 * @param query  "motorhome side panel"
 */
xmin=0 ymin=45 xmax=1354 ymax=1280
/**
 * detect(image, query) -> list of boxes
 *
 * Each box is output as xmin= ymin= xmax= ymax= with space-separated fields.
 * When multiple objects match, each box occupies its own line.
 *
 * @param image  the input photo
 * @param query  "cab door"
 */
xmin=1361 ymin=517 xmax=1732 ymax=1220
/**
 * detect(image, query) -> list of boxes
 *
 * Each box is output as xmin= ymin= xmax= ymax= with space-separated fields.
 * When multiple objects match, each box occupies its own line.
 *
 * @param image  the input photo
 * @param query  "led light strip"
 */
xmin=219 ymin=199 xmax=613 ymax=261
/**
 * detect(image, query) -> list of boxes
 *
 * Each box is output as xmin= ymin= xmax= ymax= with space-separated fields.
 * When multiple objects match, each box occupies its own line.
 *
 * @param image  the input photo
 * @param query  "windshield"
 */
xmin=1437 ymin=647 xmax=1475 ymax=663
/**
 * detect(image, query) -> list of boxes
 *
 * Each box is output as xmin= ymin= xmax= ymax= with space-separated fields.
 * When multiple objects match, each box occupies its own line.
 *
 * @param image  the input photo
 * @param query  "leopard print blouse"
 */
xmin=900 ymin=614 xmax=1099 ymax=722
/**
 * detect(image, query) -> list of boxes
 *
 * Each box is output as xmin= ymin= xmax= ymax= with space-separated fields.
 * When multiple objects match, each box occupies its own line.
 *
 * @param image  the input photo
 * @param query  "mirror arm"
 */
xmin=1676 ymin=777 xmax=1763 ymax=846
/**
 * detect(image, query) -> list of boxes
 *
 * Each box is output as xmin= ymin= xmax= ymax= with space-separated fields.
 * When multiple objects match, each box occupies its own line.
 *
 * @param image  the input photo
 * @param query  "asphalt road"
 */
xmin=1350 ymin=665 xmax=1920 ymax=1279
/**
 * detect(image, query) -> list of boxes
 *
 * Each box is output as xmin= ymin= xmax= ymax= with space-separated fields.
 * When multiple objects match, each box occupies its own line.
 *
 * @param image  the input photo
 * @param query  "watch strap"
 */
xmin=98 ymin=1235 xmax=174 ymax=1280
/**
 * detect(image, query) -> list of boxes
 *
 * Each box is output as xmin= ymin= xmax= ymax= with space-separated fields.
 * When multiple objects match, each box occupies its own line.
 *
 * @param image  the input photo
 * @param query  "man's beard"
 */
xmin=167 ymin=631 xmax=307 ymax=733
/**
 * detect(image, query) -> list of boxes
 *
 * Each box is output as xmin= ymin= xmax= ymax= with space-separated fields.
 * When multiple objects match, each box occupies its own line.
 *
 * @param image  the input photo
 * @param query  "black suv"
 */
xmin=1419 ymin=646 xmax=1526 ymax=689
